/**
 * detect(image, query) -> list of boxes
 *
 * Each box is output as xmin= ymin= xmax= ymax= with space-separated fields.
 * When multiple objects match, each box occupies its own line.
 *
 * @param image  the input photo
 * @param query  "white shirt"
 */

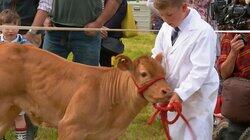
xmin=0 ymin=34 xmax=28 ymax=44
xmin=152 ymin=8 xmax=219 ymax=140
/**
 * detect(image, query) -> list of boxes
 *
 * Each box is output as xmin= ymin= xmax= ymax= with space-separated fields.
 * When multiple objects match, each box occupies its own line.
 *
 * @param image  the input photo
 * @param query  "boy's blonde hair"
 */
xmin=154 ymin=0 xmax=187 ymax=10
xmin=0 ymin=9 xmax=20 ymax=25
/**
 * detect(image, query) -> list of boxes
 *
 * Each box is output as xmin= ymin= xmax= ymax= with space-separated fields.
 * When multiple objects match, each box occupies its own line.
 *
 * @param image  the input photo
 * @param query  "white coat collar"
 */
xmin=178 ymin=7 xmax=202 ymax=31
xmin=167 ymin=8 xmax=202 ymax=53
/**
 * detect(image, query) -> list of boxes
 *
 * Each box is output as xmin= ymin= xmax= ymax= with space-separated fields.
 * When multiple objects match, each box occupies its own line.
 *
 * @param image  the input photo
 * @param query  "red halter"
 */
xmin=131 ymin=76 xmax=166 ymax=96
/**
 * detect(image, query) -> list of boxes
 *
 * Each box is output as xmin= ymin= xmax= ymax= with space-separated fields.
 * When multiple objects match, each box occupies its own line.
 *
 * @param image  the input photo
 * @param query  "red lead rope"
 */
xmin=147 ymin=102 xmax=196 ymax=140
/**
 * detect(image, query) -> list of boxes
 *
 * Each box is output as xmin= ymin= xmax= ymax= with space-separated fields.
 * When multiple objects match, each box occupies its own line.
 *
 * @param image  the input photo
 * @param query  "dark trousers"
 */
xmin=0 ymin=114 xmax=38 ymax=140
xmin=220 ymin=121 xmax=250 ymax=140
xmin=100 ymin=47 xmax=118 ymax=67
xmin=25 ymin=114 xmax=38 ymax=140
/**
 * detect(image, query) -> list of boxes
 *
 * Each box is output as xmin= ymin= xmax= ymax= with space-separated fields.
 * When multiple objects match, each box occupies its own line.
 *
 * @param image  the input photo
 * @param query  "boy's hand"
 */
xmin=167 ymin=92 xmax=182 ymax=112
xmin=169 ymin=92 xmax=182 ymax=104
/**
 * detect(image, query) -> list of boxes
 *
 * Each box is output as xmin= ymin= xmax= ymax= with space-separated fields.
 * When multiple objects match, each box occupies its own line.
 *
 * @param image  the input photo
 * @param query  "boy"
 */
xmin=0 ymin=9 xmax=29 ymax=140
xmin=151 ymin=0 xmax=219 ymax=139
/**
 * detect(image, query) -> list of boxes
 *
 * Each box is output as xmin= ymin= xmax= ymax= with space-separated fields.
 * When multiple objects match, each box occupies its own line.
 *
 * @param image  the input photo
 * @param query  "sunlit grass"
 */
xmin=122 ymin=33 xmax=156 ymax=60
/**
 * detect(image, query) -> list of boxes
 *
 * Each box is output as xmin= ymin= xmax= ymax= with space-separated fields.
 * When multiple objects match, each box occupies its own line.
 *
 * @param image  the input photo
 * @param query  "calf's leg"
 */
xmin=58 ymin=122 xmax=88 ymax=140
xmin=0 ymin=101 xmax=20 ymax=138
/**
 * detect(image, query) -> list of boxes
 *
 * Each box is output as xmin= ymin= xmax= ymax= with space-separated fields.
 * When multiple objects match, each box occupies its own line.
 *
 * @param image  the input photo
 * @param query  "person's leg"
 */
xmin=221 ymin=121 xmax=249 ymax=140
xmin=99 ymin=47 xmax=118 ymax=67
xmin=15 ymin=112 xmax=27 ymax=140
xmin=70 ymin=32 xmax=101 ymax=66
xmin=0 ymin=102 xmax=20 ymax=140
xmin=24 ymin=114 xmax=38 ymax=140
xmin=43 ymin=31 xmax=71 ymax=59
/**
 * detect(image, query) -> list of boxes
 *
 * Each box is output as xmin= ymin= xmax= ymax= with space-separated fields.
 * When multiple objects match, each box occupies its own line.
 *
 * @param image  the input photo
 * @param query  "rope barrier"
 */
xmin=0 ymin=25 xmax=249 ymax=33
xmin=215 ymin=30 xmax=250 ymax=33
xmin=0 ymin=25 xmax=158 ymax=32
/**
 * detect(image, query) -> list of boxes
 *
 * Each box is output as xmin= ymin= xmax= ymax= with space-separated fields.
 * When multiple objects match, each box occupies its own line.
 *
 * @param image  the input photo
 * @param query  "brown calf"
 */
xmin=0 ymin=43 xmax=173 ymax=140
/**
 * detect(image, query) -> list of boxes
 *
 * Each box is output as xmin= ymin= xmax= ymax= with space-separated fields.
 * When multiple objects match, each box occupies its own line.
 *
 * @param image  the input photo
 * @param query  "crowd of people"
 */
xmin=0 ymin=0 xmax=249 ymax=140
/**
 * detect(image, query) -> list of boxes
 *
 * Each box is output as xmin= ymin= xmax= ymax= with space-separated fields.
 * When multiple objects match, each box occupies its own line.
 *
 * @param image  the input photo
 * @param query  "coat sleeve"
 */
xmin=174 ymin=29 xmax=217 ymax=101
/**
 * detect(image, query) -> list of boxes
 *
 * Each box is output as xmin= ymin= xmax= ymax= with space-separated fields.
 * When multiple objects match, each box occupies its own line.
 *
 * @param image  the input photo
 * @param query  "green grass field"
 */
xmin=5 ymin=33 xmax=166 ymax=140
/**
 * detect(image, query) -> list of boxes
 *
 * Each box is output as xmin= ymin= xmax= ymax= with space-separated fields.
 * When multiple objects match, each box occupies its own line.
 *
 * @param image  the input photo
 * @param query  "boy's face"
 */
xmin=1 ymin=23 xmax=19 ymax=42
xmin=158 ymin=3 xmax=188 ymax=28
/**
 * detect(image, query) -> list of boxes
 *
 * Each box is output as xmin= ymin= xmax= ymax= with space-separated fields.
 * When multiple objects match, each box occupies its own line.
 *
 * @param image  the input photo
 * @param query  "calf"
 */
xmin=0 ymin=43 xmax=173 ymax=140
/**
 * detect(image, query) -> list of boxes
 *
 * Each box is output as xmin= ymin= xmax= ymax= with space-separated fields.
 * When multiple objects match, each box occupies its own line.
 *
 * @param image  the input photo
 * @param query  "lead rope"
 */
xmin=148 ymin=102 xmax=196 ymax=140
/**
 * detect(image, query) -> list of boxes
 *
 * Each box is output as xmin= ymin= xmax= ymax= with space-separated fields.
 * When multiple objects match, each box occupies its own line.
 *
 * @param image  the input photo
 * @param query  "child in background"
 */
xmin=0 ymin=9 xmax=28 ymax=44
xmin=0 ymin=9 xmax=29 ymax=140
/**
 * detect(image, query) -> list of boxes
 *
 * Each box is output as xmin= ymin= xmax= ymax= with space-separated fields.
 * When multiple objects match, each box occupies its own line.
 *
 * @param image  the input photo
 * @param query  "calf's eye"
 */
xmin=141 ymin=72 xmax=147 ymax=77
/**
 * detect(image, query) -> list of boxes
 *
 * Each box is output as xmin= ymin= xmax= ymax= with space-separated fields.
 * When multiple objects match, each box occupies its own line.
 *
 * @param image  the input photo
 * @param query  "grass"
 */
xmin=5 ymin=33 xmax=166 ymax=140
xmin=122 ymin=33 xmax=156 ymax=60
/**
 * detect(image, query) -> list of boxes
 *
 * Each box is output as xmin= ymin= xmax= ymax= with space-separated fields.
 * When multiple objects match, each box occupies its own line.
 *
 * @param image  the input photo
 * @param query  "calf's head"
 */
xmin=116 ymin=54 xmax=173 ymax=103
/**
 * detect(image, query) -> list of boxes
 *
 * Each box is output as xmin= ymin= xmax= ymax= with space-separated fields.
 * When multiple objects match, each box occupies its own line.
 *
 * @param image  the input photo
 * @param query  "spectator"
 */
xmin=214 ymin=1 xmax=249 ymax=140
xmin=43 ymin=0 xmax=122 ymax=66
xmin=100 ymin=0 xmax=127 ymax=67
xmin=216 ymin=0 xmax=250 ymax=137
xmin=0 ymin=0 xmax=52 ymax=47
xmin=24 ymin=0 xmax=52 ymax=48
xmin=151 ymin=0 xmax=219 ymax=139
xmin=0 ymin=9 xmax=29 ymax=140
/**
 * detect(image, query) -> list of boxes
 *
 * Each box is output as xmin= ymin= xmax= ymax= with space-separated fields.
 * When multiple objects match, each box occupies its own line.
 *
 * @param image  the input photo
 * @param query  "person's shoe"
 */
xmin=15 ymin=128 xmax=27 ymax=140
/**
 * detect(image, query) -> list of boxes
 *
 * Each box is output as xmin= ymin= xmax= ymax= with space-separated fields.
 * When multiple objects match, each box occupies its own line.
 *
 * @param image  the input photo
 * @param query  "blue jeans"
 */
xmin=43 ymin=31 xmax=101 ymax=66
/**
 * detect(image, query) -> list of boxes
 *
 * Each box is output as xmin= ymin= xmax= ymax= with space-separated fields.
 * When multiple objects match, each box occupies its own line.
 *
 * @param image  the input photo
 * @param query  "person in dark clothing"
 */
xmin=43 ymin=0 xmax=121 ymax=66
xmin=216 ymin=27 xmax=250 ymax=140
xmin=100 ymin=0 xmax=127 ymax=67
xmin=216 ymin=1 xmax=250 ymax=140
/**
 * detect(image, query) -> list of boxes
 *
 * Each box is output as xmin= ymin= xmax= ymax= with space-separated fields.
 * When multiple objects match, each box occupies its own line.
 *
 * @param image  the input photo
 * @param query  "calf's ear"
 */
xmin=154 ymin=53 xmax=163 ymax=63
xmin=115 ymin=55 xmax=133 ymax=71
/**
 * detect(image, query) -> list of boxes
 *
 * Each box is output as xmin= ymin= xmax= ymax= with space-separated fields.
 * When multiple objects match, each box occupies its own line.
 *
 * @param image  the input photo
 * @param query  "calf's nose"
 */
xmin=161 ymin=87 xmax=172 ymax=95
